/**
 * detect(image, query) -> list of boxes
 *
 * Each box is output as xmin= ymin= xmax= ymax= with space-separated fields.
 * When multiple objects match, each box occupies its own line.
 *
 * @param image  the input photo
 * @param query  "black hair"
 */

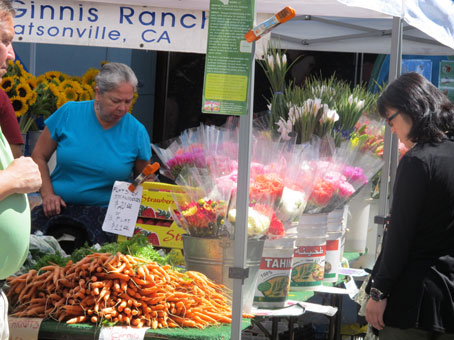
xmin=377 ymin=72 xmax=454 ymax=144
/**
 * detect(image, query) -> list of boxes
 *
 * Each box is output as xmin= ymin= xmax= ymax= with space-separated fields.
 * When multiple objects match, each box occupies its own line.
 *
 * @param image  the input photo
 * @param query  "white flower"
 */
xmin=278 ymin=187 xmax=307 ymax=220
xmin=276 ymin=118 xmax=293 ymax=141
xmin=356 ymin=99 xmax=365 ymax=110
xmin=267 ymin=55 xmax=274 ymax=71
xmin=348 ymin=95 xmax=365 ymax=110
xmin=304 ymin=98 xmax=322 ymax=116
xmin=321 ymin=107 xmax=339 ymax=123
xmin=227 ymin=208 xmax=271 ymax=236
xmin=276 ymin=54 xmax=281 ymax=69
xmin=282 ymin=54 xmax=287 ymax=66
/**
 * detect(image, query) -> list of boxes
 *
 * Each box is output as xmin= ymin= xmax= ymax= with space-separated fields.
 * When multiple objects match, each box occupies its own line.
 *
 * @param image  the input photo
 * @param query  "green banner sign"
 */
xmin=202 ymin=0 xmax=254 ymax=115
xmin=439 ymin=60 xmax=454 ymax=102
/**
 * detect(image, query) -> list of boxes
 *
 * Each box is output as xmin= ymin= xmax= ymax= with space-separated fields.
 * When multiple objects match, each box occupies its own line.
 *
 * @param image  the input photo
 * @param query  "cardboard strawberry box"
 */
xmin=117 ymin=182 xmax=188 ymax=249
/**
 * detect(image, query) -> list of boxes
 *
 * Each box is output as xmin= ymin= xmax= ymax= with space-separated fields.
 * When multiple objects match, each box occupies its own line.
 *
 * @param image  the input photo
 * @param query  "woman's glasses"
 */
xmin=386 ymin=110 xmax=400 ymax=125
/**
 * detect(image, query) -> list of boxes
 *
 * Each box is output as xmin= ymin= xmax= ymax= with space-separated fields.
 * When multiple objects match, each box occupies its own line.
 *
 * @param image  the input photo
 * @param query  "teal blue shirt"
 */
xmin=46 ymin=100 xmax=151 ymax=207
xmin=0 ymin=128 xmax=30 ymax=279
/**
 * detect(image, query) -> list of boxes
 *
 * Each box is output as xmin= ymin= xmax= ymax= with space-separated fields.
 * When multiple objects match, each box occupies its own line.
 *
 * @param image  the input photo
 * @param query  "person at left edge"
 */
xmin=31 ymin=62 xmax=151 ymax=250
xmin=0 ymin=1 xmax=42 ymax=339
xmin=0 ymin=13 xmax=23 ymax=158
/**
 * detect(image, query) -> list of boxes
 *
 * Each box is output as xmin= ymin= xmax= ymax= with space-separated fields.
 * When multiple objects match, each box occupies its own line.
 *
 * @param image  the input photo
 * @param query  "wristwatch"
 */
xmin=370 ymin=287 xmax=387 ymax=301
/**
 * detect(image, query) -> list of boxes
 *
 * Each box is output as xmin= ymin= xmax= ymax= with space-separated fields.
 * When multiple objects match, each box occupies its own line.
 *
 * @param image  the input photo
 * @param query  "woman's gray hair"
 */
xmin=0 ymin=0 xmax=15 ymax=16
xmin=95 ymin=62 xmax=138 ymax=94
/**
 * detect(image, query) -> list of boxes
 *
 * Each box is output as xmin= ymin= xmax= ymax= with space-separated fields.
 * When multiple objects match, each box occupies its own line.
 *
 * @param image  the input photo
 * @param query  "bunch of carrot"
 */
xmin=6 ymin=252 xmax=253 ymax=328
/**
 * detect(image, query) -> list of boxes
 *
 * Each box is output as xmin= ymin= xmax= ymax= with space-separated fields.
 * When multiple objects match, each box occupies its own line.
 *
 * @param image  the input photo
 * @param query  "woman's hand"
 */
xmin=41 ymin=193 xmax=66 ymax=217
xmin=365 ymin=298 xmax=387 ymax=331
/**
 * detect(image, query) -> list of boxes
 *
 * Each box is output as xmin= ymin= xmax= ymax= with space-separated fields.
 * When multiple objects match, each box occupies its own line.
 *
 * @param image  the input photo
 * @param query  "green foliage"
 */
xmin=31 ymin=252 xmax=70 ymax=271
xmin=32 ymin=234 xmax=169 ymax=269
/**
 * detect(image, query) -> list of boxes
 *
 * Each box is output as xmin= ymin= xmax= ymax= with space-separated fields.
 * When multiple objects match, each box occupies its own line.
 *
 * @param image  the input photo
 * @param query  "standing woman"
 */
xmin=32 ymin=62 xmax=151 ymax=250
xmin=366 ymin=72 xmax=454 ymax=339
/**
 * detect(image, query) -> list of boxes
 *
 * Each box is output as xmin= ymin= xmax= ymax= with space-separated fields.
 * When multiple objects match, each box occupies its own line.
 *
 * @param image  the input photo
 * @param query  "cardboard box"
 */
xmin=118 ymin=182 xmax=188 ymax=249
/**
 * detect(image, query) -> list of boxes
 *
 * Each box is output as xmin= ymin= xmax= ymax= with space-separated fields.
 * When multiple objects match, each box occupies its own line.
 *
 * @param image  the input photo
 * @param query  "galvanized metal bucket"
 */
xmin=182 ymin=235 xmax=265 ymax=313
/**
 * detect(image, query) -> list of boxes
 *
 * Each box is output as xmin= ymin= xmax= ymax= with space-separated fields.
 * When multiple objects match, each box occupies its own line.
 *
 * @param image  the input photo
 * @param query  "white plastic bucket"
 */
xmin=327 ymin=208 xmax=345 ymax=232
xmin=292 ymin=213 xmax=328 ymax=237
xmin=345 ymin=186 xmax=371 ymax=253
xmin=323 ymin=231 xmax=343 ymax=283
xmin=253 ymin=238 xmax=296 ymax=308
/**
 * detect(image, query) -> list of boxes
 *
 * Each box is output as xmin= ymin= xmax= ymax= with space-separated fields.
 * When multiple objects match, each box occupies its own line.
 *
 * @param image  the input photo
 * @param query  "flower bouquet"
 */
xmin=275 ymin=142 xmax=319 ymax=223
xmin=170 ymin=167 xmax=230 ymax=239
xmin=303 ymin=140 xmax=384 ymax=214
xmin=151 ymin=126 xmax=207 ymax=181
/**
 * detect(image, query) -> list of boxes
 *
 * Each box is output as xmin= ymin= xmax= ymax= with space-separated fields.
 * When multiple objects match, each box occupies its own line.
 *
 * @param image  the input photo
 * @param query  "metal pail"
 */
xmin=182 ymin=235 xmax=264 ymax=312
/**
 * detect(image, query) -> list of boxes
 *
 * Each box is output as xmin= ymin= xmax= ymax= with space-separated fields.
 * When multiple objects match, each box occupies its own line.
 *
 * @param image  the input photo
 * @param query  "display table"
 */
xmin=10 ymin=253 xmax=362 ymax=340
xmin=8 ymin=318 xmax=252 ymax=340
xmin=248 ymin=252 xmax=363 ymax=340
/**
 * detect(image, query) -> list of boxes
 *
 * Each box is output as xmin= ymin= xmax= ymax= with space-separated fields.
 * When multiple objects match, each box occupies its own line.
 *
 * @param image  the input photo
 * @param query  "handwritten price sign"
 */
xmin=8 ymin=317 xmax=42 ymax=340
xmin=102 ymin=181 xmax=143 ymax=237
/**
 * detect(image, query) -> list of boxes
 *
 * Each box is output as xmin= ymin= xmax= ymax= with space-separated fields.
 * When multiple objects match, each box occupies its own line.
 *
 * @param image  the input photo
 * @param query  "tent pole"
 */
xmin=29 ymin=43 xmax=36 ymax=75
xmin=230 ymin=8 xmax=256 ymax=340
xmin=376 ymin=16 xmax=402 ymax=252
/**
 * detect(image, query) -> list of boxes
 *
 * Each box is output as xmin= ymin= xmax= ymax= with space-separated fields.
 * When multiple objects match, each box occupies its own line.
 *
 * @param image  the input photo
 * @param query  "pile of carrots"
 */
xmin=6 ymin=252 xmax=252 ymax=328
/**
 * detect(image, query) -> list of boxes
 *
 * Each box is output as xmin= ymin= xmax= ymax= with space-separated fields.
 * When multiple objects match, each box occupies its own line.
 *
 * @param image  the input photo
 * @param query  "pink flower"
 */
xmin=338 ymin=181 xmax=355 ymax=198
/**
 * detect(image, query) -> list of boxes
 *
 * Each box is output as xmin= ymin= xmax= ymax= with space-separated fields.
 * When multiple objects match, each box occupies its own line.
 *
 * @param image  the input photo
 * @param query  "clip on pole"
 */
xmin=229 ymin=267 xmax=250 ymax=284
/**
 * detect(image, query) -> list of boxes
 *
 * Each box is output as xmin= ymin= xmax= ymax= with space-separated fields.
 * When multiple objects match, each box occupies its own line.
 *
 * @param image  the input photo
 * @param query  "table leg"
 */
xmin=288 ymin=316 xmax=297 ymax=340
xmin=271 ymin=317 xmax=279 ymax=340
xmin=328 ymin=294 xmax=343 ymax=340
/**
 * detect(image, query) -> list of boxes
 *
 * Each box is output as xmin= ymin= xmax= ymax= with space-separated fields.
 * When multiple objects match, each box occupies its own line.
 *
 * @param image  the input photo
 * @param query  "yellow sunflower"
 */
xmin=15 ymin=82 xmax=33 ymax=101
xmin=56 ymin=94 xmax=68 ymax=109
xmin=1 ymin=76 xmax=14 ymax=92
xmin=81 ymin=68 xmax=99 ymax=87
xmin=81 ymin=83 xmax=95 ymax=99
xmin=27 ymin=90 xmax=37 ymax=106
xmin=79 ymin=91 xmax=91 ymax=101
xmin=25 ymin=76 xmax=37 ymax=90
xmin=43 ymin=70 xmax=64 ymax=83
xmin=63 ymin=87 xmax=78 ymax=101
xmin=10 ymin=96 xmax=29 ymax=117
xmin=59 ymin=79 xmax=83 ymax=94
xmin=48 ymin=83 xmax=61 ymax=98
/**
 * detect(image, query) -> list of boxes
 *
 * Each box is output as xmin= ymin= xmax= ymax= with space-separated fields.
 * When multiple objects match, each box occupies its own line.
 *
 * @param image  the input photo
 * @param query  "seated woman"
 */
xmin=31 ymin=62 xmax=151 ymax=252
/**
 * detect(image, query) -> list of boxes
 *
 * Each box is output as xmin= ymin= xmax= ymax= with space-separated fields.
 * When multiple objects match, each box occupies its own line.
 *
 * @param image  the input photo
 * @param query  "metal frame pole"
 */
xmin=376 ymin=16 xmax=402 ymax=251
xmin=230 ymin=6 xmax=256 ymax=340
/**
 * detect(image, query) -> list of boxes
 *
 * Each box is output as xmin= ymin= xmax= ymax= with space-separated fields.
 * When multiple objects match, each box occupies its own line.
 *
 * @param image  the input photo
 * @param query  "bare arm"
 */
xmin=31 ymin=127 xmax=65 ymax=216
xmin=10 ymin=144 xmax=23 ymax=158
xmin=0 ymin=156 xmax=42 ymax=201
xmin=133 ymin=158 xmax=151 ymax=178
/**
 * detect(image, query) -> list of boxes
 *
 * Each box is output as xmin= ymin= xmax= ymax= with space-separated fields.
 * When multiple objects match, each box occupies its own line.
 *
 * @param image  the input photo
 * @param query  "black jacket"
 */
xmin=367 ymin=138 xmax=454 ymax=332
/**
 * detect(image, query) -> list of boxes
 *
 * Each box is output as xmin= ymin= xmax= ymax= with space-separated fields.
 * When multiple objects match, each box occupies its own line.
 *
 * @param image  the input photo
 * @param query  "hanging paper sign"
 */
xmin=202 ymin=0 xmax=254 ymax=115
xmin=102 ymin=181 xmax=142 ymax=237
xmin=8 ymin=317 xmax=42 ymax=340
xmin=98 ymin=326 xmax=149 ymax=340
xmin=439 ymin=60 xmax=454 ymax=102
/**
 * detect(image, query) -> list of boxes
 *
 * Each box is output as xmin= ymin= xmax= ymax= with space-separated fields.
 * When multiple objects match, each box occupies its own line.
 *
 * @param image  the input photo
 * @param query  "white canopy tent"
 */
xmin=15 ymin=1 xmax=454 ymax=339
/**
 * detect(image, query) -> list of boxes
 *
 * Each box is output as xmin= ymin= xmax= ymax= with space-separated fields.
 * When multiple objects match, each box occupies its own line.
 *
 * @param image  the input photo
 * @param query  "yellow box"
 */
xmin=118 ymin=182 xmax=188 ymax=249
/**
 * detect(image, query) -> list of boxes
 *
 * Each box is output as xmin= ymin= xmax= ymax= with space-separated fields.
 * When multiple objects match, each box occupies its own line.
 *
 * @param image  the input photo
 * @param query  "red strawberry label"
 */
xmin=147 ymin=233 xmax=160 ymax=246
xmin=141 ymin=208 xmax=156 ymax=218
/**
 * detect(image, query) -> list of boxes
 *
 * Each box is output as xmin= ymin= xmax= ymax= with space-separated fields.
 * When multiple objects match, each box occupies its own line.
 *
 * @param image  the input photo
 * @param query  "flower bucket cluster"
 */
xmin=156 ymin=123 xmax=383 ymax=241
xmin=259 ymin=45 xmax=378 ymax=146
